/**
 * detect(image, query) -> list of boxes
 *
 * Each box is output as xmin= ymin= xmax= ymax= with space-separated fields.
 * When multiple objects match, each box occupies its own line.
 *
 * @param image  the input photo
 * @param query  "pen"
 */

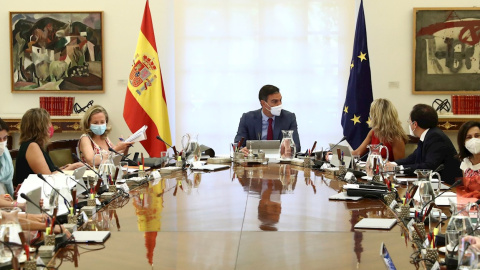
xmin=119 ymin=137 xmax=133 ymax=147
xmin=141 ymin=153 xmax=144 ymax=168
xmin=237 ymin=137 xmax=245 ymax=149
xmin=50 ymin=208 xmax=58 ymax=235
xmin=311 ymin=141 xmax=317 ymax=156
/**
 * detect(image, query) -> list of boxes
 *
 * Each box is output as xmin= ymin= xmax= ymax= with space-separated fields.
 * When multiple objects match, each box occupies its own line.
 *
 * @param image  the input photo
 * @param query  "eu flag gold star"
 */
xmin=366 ymin=117 xmax=371 ymax=126
xmin=358 ymin=52 xmax=367 ymax=62
xmin=351 ymin=114 xmax=361 ymax=125
xmin=344 ymin=106 xmax=348 ymax=113
xmin=350 ymin=62 xmax=354 ymax=69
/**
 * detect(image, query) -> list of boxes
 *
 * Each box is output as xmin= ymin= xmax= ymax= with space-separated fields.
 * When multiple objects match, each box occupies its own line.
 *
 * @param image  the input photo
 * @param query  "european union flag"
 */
xmin=341 ymin=0 xmax=373 ymax=150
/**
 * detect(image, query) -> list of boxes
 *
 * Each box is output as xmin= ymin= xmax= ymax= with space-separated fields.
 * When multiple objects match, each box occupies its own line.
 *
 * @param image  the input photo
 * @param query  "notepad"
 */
xmin=354 ymin=218 xmax=397 ymax=230
xmin=329 ymin=192 xmax=362 ymax=201
xmin=191 ymin=164 xmax=230 ymax=171
xmin=72 ymin=231 xmax=111 ymax=243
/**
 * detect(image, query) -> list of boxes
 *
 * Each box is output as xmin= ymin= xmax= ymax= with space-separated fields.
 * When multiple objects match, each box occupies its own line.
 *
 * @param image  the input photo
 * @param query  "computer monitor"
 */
xmin=246 ymin=140 xmax=281 ymax=158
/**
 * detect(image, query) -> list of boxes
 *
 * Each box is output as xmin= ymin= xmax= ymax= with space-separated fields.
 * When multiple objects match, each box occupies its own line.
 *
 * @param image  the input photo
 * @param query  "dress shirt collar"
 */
xmin=419 ymin=128 xmax=429 ymax=142
xmin=261 ymin=110 xmax=275 ymax=122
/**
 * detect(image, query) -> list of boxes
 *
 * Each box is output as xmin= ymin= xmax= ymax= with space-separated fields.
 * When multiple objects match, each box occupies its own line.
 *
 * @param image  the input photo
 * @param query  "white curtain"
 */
xmin=171 ymin=0 xmax=355 ymax=154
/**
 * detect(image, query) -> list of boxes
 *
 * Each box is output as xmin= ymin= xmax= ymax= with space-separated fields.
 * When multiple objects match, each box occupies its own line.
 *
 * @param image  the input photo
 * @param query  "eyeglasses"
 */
xmin=407 ymin=119 xmax=415 ymax=125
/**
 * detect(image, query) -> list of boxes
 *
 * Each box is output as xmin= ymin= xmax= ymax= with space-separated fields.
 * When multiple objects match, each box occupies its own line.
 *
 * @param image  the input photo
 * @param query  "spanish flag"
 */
xmin=124 ymin=0 xmax=171 ymax=157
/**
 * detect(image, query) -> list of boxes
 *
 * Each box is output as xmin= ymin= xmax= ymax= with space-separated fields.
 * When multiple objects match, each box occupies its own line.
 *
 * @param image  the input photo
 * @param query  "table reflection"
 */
xmin=131 ymin=178 xmax=165 ymax=266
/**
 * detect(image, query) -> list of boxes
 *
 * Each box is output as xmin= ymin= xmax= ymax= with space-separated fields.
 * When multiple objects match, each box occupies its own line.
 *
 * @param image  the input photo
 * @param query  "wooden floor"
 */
xmin=51 ymin=163 xmax=417 ymax=269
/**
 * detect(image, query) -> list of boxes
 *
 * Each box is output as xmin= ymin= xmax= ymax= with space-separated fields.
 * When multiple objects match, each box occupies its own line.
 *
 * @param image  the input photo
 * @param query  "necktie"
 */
xmin=267 ymin=118 xmax=273 ymax=140
xmin=415 ymin=140 xmax=423 ymax=163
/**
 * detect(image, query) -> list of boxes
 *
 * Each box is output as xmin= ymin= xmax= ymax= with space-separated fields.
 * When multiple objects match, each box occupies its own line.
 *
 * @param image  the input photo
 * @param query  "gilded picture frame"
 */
xmin=9 ymin=11 xmax=104 ymax=93
xmin=413 ymin=8 xmax=480 ymax=94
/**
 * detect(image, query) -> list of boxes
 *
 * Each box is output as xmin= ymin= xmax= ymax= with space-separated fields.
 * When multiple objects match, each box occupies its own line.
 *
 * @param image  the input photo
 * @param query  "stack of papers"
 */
xmin=125 ymin=125 xmax=148 ymax=142
xmin=354 ymin=218 xmax=397 ymax=230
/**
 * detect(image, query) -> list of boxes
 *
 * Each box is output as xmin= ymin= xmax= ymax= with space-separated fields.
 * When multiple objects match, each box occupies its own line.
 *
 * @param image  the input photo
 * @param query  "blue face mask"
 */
xmin=90 ymin=124 xmax=107 ymax=136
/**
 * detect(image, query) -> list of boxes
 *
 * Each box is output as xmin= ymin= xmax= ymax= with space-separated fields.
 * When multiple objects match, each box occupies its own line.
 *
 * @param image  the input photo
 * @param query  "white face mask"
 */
xmin=409 ymin=122 xmax=415 ymax=137
xmin=265 ymin=103 xmax=282 ymax=116
xmin=0 ymin=141 xmax=7 ymax=157
xmin=466 ymin=138 xmax=480 ymax=155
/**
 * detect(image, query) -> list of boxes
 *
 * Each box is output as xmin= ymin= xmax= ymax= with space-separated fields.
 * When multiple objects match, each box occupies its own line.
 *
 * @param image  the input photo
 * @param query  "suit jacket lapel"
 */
xmin=254 ymin=109 xmax=262 ymax=140
xmin=273 ymin=113 xmax=283 ymax=140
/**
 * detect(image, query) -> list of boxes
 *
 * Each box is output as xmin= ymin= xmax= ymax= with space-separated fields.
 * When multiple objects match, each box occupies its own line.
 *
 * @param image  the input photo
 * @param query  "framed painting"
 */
xmin=9 ymin=11 xmax=104 ymax=93
xmin=413 ymin=8 xmax=480 ymax=94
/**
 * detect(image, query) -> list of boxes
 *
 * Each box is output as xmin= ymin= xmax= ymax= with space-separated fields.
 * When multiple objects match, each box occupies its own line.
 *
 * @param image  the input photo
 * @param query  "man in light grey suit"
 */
xmin=234 ymin=85 xmax=301 ymax=155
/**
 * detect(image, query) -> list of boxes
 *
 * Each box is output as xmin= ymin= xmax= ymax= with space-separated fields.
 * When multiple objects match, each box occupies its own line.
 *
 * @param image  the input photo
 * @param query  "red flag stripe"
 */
xmin=124 ymin=88 xmax=167 ymax=155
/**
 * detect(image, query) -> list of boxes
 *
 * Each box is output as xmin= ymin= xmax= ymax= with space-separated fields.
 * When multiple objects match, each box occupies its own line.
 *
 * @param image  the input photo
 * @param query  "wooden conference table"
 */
xmin=48 ymin=162 xmax=417 ymax=269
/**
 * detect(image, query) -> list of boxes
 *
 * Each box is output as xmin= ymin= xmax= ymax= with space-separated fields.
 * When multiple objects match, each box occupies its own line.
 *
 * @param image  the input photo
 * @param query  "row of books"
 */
xmin=40 ymin=97 xmax=75 ymax=116
xmin=451 ymin=95 xmax=480 ymax=115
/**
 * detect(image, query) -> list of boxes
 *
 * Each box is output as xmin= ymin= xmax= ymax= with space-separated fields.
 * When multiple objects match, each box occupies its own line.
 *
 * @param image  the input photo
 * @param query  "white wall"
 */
xmin=1 ymin=0 xmax=473 ymax=153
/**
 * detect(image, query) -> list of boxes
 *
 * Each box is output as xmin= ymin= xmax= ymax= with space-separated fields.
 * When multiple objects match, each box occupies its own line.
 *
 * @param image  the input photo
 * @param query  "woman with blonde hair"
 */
xmin=352 ymin=98 xmax=408 ymax=161
xmin=78 ymin=105 xmax=133 ymax=166
xmin=15 ymin=108 xmax=82 ymax=186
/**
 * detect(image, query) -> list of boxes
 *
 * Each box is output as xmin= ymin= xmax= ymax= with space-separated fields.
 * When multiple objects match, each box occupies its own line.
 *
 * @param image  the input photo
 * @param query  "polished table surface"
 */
xmin=49 ymin=163 xmax=418 ymax=269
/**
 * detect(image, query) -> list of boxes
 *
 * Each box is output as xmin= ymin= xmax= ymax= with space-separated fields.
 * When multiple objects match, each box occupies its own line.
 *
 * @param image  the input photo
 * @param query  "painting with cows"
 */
xmin=10 ymin=12 xmax=104 ymax=92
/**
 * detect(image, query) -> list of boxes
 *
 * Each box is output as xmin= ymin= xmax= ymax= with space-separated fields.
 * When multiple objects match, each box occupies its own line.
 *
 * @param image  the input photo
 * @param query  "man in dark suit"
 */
xmin=234 ymin=85 xmax=301 ymax=154
xmin=388 ymin=104 xmax=461 ymax=184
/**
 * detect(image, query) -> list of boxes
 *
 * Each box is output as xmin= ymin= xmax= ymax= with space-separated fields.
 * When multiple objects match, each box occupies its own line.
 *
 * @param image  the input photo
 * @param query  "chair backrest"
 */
xmin=405 ymin=135 xmax=419 ymax=157
xmin=47 ymin=139 xmax=79 ymax=168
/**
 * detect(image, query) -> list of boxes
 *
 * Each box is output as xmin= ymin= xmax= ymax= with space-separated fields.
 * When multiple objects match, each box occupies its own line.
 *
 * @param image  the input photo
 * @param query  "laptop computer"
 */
xmin=72 ymin=231 xmax=111 ymax=243
xmin=246 ymin=140 xmax=281 ymax=158
xmin=25 ymin=187 xmax=42 ymax=214
xmin=329 ymin=143 xmax=352 ymax=168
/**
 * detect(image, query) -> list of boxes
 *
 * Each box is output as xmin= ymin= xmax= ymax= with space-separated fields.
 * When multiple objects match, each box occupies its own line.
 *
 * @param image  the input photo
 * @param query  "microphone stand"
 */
xmin=37 ymin=174 xmax=72 ymax=209
xmin=20 ymin=193 xmax=69 ymax=249
xmin=71 ymin=153 xmax=106 ymax=189
xmin=108 ymin=147 xmax=139 ymax=166
xmin=156 ymin=135 xmax=180 ymax=157
xmin=53 ymin=167 xmax=89 ymax=194
xmin=418 ymin=179 xmax=463 ymax=222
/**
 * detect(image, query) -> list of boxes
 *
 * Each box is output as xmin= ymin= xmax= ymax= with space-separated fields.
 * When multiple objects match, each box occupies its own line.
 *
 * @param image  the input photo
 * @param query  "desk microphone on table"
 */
xmin=156 ymin=135 xmax=179 ymax=156
xmin=20 ymin=193 xmax=68 ymax=248
xmin=37 ymin=173 xmax=72 ymax=209
xmin=108 ymin=147 xmax=138 ymax=165
xmin=326 ymin=136 xmax=347 ymax=152
xmin=71 ymin=153 xmax=104 ymax=180
xmin=53 ymin=167 xmax=89 ymax=193
xmin=418 ymin=179 xmax=463 ymax=222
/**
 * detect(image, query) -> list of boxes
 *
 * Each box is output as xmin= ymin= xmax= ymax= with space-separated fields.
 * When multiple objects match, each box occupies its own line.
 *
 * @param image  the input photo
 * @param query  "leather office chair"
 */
xmin=47 ymin=139 xmax=79 ymax=168
xmin=404 ymin=135 xmax=419 ymax=157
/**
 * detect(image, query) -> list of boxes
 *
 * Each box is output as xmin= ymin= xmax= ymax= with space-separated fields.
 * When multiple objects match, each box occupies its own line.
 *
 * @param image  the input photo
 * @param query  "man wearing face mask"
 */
xmin=386 ymin=104 xmax=461 ymax=185
xmin=234 ymin=85 xmax=301 ymax=155
xmin=0 ymin=119 xmax=14 ymax=197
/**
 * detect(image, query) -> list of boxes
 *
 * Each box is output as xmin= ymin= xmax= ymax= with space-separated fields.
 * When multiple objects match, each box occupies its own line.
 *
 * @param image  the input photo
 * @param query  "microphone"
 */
xmin=434 ymin=163 xmax=445 ymax=173
xmin=418 ymin=179 xmax=463 ymax=222
xmin=71 ymin=153 xmax=103 ymax=180
xmin=457 ymin=241 xmax=471 ymax=270
xmin=326 ymin=136 xmax=347 ymax=152
xmin=53 ymin=167 xmax=89 ymax=194
xmin=37 ymin=174 xmax=72 ymax=209
xmin=20 ymin=193 xmax=69 ymax=248
xmin=108 ymin=147 xmax=138 ymax=165
xmin=156 ymin=135 xmax=179 ymax=154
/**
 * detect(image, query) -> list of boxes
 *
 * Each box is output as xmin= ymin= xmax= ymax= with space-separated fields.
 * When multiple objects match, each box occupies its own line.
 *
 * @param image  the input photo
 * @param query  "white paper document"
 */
xmin=125 ymin=125 xmax=148 ymax=142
